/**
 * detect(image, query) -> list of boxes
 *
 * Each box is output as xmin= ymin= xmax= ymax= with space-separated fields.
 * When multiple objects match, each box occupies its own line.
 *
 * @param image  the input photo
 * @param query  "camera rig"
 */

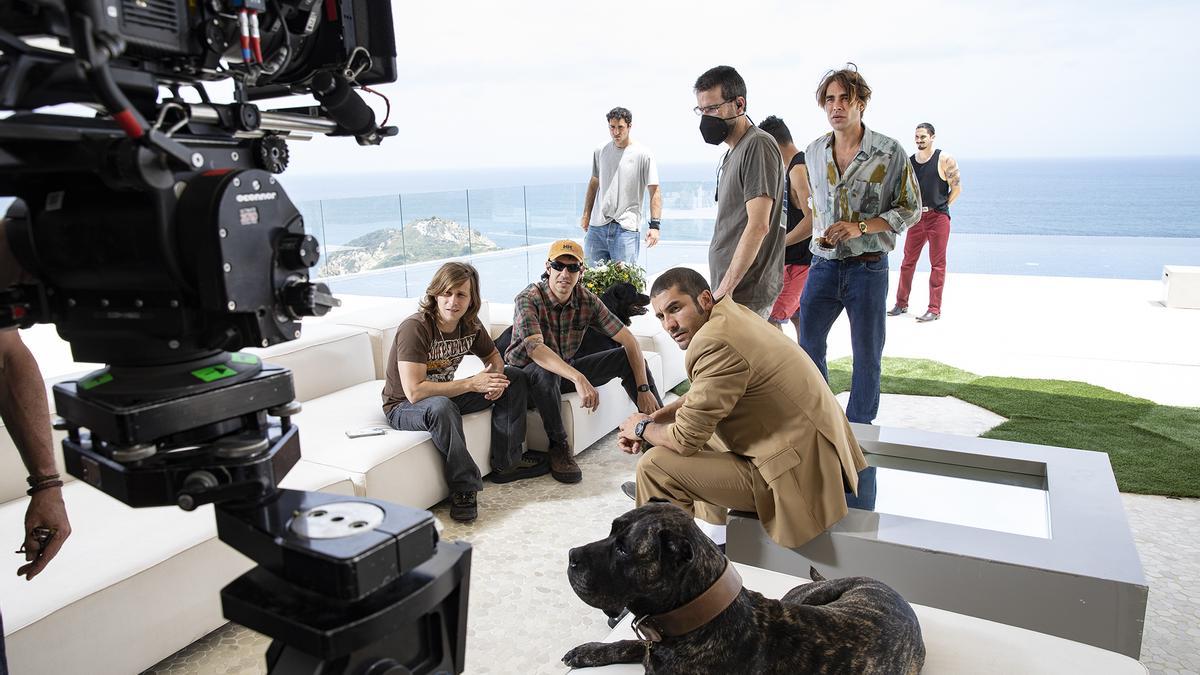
xmin=0 ymin=2 xmax=471 ymax=673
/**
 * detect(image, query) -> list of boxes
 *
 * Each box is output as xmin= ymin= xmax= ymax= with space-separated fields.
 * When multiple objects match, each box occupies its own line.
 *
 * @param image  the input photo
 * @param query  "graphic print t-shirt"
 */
xmin=381 ymin=313 xmax=496 ymax=414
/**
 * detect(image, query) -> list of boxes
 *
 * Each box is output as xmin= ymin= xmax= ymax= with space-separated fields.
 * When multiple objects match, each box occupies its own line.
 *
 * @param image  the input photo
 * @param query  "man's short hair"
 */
xmin=694 ymin=66 xmax=747 ymax=103
xmin=607 ymin=107 xmax=632 ymax=125
xmin=916 ymin=122 xmax=936 ymax=135
xmin=650 ymin=267 xmax=711 ymax=303
xmin=815 ymin=63 xmax=872 ymax=109
xmin=759 ymin=115 xmax=792 ymax=145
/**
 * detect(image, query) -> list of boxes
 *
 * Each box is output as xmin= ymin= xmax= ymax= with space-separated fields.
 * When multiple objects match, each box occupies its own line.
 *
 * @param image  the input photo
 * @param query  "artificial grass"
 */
xmin=826 ymin=357 xmax=1200 ymax=498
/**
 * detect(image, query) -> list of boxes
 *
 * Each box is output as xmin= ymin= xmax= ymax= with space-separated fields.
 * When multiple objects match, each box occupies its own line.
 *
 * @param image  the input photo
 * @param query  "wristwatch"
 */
xmin=636 ymin=383 xmax=651 ymax=393
xmin=634 ymin=418 xmax=651 ymax=440
xmin=858 ymin=220 xmax=868 ymax=234
xmin=648 ymin=219 xmax=661 ymax=230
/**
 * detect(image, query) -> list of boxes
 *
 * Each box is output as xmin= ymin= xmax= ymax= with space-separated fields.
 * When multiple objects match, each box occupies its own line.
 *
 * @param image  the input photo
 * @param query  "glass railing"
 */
xmin=300 ymin=177 xmax=1200 ymax=304
xmin=299 ymin=181 xmax=723 ymax=302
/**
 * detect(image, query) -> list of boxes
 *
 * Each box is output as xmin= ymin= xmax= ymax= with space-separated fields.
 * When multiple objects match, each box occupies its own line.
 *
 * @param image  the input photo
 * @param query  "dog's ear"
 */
xmin=658 ymin=528 xmax=694 ymax=566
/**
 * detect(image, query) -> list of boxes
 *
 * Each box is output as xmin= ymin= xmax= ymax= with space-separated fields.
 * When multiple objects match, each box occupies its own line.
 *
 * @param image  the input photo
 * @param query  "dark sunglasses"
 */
xmin=548 ymin=260 xmax=583 ymax=273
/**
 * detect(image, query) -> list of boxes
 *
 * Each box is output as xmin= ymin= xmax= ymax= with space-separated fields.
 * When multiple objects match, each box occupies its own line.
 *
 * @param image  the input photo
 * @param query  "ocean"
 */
xmin=273 ymin=157 xmax=1200 ymax=301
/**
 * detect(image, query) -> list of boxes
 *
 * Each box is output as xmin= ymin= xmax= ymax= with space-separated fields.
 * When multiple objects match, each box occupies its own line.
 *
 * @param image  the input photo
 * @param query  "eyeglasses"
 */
xmin=693 ymin=99 xmax=734 ymax=116
xmin=548 ymin=260 xmax=583 ymax=274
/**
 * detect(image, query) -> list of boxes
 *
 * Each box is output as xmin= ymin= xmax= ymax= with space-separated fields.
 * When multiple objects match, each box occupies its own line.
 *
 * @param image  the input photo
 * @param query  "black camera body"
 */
xmin=1 ymin=3 xmax=471 ymax=673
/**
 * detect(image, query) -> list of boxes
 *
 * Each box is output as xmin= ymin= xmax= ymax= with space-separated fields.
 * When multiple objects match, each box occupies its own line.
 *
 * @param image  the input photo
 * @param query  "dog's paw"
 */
xmin=562 ymin=642 xmax=609 ymax=668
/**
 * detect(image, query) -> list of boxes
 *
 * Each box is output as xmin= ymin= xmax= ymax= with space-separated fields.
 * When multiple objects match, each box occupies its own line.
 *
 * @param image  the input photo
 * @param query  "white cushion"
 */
xmin=289 ymin=380 xmax=493 ymax=508
xmin=247 ymin=323 xmax=376 ymax=402
xmin=580 ymin=562 xmax=1146 ymax=674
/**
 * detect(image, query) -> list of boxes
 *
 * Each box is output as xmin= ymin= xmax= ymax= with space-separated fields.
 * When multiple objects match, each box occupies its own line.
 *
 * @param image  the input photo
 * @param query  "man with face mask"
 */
xmin=616 ymin=267 xmax=867 ymax=548
xmin=692 ymin=66 xmax=785 ymax=319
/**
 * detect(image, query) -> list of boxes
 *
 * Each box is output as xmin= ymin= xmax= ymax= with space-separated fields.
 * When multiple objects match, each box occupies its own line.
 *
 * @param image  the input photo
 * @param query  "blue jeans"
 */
xmin=386 ymin=366 xmax=528 ymax=492
xmin=585 ymin=221 xmax=640 ymax=265
xmin=798 ymin=254 xmax=889 ymax=424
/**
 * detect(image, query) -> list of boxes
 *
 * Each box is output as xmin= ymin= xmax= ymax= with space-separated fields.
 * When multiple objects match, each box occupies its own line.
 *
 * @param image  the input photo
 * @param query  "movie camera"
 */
xmin=0 ymin=2 xmax=469 ymax=672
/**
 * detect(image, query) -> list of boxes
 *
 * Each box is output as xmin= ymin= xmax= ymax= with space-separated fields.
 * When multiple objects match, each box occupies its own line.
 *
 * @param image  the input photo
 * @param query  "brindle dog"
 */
xmin=564 ymin=502 xmax=925 ymax=674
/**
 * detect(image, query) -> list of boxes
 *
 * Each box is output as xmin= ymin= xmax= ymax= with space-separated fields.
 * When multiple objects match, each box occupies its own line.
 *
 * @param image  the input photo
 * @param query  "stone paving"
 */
xmin=145 ymin=394 xmax=1198 ymax=674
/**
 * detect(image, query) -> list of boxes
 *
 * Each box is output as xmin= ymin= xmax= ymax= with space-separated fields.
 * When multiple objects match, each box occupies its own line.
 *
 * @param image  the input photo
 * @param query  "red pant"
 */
xmin=895 ymin=211 xmax=951 ymax=314
xmin=770 ymin=263 xmax=810 ymax=322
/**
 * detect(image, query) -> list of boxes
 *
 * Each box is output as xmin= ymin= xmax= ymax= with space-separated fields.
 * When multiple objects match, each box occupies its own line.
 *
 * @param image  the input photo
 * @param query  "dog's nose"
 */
xmin=568 ymin=547 xmax=581 ymax=569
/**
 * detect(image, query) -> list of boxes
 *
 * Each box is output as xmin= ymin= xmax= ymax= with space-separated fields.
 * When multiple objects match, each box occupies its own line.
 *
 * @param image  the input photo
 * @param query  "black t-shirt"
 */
xmin=782 ymin=152 xmax=812 ymax=266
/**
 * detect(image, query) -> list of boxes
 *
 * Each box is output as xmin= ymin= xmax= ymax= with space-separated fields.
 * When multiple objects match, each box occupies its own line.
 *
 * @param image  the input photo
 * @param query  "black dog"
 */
xmin=564 ymin=503 xmax=926 ymax=674
xmin=493 ymin=281 xmax=650 ymax=357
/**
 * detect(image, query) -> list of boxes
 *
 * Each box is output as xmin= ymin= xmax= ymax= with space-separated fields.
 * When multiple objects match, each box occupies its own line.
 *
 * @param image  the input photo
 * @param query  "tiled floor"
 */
xmin=146 ymin=394 xmax=1198 ymax=674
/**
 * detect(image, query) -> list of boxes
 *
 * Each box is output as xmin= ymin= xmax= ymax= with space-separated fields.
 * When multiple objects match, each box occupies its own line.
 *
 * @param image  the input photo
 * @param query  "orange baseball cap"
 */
xmin=547 ymin=239 xmax=584 ymax=262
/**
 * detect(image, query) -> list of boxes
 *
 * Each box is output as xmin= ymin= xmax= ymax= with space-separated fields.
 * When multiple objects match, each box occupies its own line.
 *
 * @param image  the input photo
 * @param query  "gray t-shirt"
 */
xmin=710 ymin=125 xmax=785 ymax=309
xmin=589 ymin=141 xmax=660 ymax=232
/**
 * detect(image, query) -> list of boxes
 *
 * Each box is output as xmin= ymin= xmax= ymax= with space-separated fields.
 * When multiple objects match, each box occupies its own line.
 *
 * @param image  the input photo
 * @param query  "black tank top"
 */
xmin=783 ymin=152 xmax=812 ymax=266
xmin=910 ymin=148 xmax=950 ymax=215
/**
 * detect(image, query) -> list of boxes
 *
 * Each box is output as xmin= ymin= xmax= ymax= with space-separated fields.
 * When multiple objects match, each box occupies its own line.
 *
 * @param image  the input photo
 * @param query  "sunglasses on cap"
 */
xmin=548 ymin=260 xmax=583 ymax=273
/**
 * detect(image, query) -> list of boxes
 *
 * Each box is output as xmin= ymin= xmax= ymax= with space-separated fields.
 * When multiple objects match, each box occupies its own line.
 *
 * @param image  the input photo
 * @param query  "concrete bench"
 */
xmin=574 ymin=562 xmax=1147 ymax=674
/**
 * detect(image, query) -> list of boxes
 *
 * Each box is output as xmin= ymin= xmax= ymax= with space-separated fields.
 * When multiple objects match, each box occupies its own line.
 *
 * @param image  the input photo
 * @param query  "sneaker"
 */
xmin=490 ymin=451 xmax=551 ymax=484
xmin=548 ymin=443 xmax=582 ymax=484
xmin=916 ymin=311 xmax=940 ymax=322
xmin=886 ymin=305 xmax=907 ymax=316
xmin=449 ymin=491 xmax=477 ymax=522
xmin=620 ymin=481 xmax=636 ymax=501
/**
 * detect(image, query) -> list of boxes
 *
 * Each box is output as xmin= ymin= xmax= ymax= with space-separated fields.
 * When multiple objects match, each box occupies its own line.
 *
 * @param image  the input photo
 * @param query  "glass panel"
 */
xmin=862 ymin=457 xmax=1050 ymax=539
xmin=314 ymin=194 xmax=404 ymax=277
xmin=465 ymin=187 xmax=534 ymax=303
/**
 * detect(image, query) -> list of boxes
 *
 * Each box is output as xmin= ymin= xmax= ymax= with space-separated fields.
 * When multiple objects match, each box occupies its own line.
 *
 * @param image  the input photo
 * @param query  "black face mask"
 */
xmin=699 ymin=113 xmax=738 ymax=145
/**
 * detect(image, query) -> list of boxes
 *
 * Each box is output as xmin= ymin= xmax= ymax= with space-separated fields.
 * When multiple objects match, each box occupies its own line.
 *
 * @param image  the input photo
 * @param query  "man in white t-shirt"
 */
xmin=580 ymin=107 xmax=662 ymax=265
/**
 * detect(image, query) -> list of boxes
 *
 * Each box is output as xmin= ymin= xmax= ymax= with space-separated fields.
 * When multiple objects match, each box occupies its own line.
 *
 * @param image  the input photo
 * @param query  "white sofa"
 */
xmin=0 ymin=294 xmax=680 ymax=674
xmin=579 ymin=562 xmax=1147 ymax=674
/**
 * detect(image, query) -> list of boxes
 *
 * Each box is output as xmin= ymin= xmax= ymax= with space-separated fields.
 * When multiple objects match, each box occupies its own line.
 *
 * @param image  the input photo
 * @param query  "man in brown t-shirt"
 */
xmin=383 ymin=262 xmax=547 ymax=522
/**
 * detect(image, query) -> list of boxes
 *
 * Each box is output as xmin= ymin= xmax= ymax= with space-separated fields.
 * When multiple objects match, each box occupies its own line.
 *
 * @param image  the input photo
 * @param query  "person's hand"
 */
xmin=469 ymin=364 xmax=508 ymax=398
xmin=825 ymin=220 xmax=864 ymax=245
xmin=617 ymin=435 xmax=642 ymax=455
xmin=574 ymin=376 xmax=600 ymax=412
xmin=636 ymin=390 xmax=660 ymax=415
xmin=580 ymin=215 xmax=590 ymax=232
xmin=618 ymin=413 xmax=651 ymax=454
xmin=645 ymin=228 xmax=660 ymax=248
xmin=18 ymin=487 xmax=71 ymax=580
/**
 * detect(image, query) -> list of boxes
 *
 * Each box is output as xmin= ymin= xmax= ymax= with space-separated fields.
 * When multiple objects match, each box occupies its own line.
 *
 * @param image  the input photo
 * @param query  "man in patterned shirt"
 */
xmin=800 ymin=65 xmax=921 ymax=424
xmin=505 ymin=239 xmax=661 ymax=483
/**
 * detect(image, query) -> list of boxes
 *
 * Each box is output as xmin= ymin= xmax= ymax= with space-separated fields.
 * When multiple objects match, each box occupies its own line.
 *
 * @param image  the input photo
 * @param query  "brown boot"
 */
xmin=548 ymin=442 xmax=582 ymax=484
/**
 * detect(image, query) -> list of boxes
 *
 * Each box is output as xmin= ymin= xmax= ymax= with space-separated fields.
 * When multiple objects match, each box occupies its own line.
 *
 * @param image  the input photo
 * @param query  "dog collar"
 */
xmin=631 ymin=562 xmax=743 ymax=643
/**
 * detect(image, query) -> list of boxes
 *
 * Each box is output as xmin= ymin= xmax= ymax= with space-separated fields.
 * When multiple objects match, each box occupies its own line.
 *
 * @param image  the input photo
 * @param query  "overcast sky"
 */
xmin=273 ymin=0 xmax=1198 ymax=175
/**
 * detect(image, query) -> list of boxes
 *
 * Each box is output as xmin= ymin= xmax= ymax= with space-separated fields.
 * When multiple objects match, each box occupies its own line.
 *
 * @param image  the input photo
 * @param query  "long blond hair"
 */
xmin=419 ymin=262 xmax=482 ymax=331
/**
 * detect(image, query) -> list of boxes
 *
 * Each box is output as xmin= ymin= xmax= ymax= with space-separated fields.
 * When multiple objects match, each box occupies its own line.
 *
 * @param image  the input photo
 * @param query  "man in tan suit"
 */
xmin=617 ymin=267 xmax=867 ymax=548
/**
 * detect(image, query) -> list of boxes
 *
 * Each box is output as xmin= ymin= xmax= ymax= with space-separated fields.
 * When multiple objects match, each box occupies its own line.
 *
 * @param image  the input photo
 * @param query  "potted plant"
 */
xmin=581 ymin=259 xmax=647 ymax=295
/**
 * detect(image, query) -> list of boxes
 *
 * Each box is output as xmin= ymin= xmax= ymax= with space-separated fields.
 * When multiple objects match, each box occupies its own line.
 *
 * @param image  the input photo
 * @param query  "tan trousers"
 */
xmin=635 ymin=445 xmax=766 ymax=526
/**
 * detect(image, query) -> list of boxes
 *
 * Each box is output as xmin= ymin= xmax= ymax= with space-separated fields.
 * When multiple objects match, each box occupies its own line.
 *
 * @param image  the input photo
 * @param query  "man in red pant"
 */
xmin=889 ymin=123 xmax=961 ymax=322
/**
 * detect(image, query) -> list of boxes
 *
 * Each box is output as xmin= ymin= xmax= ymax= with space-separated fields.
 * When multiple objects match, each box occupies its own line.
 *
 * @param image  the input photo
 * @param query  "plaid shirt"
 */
xmin=504 ymin=280 xmax=624 ymax=367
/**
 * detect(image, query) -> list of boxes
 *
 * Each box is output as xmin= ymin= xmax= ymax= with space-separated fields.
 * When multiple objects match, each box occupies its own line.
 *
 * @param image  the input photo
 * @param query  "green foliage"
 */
xmin=827 ymin=356 xmax=1199 ymax=497
xmin=581 ymin=260 xmax=647 ymax=295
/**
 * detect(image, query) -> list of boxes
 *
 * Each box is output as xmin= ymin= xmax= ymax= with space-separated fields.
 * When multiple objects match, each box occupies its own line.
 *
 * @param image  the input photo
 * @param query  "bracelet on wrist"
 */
xmin=27 ymin=473 xmax=61 ymax=487
xmin=27 ymin=479 xmax=64 ymax=496
xmin=648 ymin=220 xmax=661 ymax=230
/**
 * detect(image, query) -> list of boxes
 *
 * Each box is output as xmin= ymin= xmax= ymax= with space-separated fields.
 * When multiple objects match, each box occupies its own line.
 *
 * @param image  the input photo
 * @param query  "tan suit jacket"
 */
xmin=666 ymin=298 xmax=867 ymax=547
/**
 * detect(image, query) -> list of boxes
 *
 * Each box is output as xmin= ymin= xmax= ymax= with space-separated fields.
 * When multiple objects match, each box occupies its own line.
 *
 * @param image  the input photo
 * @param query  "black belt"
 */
xmin=837 ymin=252 xmax=884 ymax=264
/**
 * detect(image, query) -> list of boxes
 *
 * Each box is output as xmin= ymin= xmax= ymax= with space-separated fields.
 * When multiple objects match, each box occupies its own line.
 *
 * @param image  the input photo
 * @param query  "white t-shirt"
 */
xmin=589 ymin=141 xmax=660 ymax=232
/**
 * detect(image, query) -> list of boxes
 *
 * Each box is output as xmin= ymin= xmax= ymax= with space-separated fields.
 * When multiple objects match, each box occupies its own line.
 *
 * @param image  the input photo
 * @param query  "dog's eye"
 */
xmin=615 ymin=541 xmax=628 ymax=557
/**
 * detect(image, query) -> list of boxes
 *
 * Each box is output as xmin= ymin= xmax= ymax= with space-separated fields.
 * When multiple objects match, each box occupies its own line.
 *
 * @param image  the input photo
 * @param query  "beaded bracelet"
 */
xmin=27 ymin=479 xmax=64 ymax=496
